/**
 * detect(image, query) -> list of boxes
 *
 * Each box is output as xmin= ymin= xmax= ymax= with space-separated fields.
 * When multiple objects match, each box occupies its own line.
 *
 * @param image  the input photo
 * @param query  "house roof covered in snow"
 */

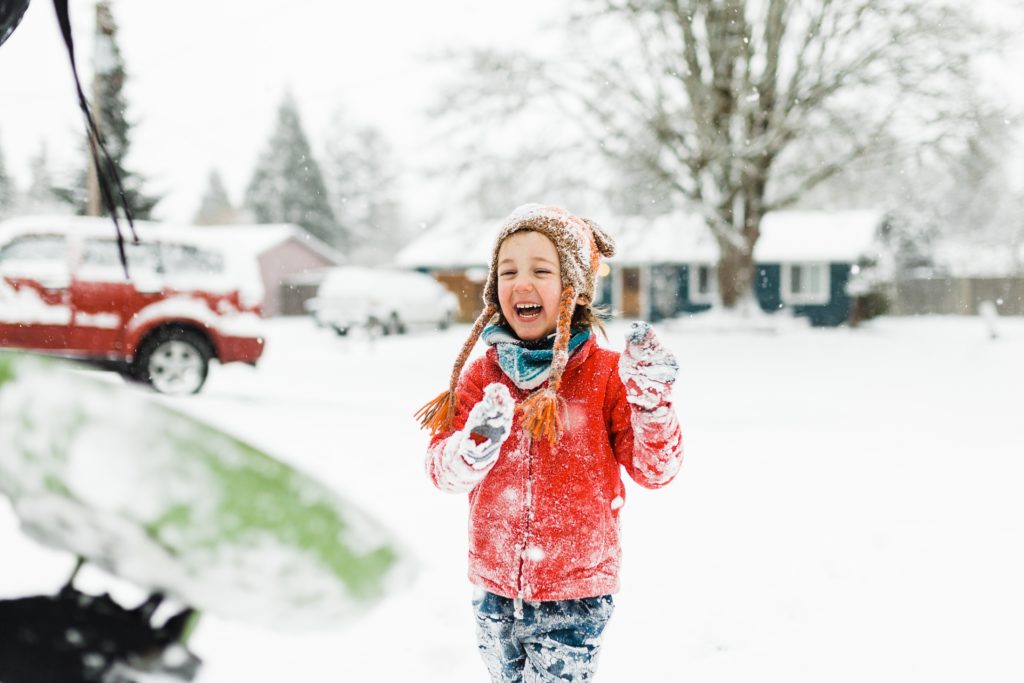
xmin=394 ymin=217 xmax=501 ymax=269
xmin=186 ymin=223 xmax=344 ymax=265
xmin=754 ymin=210 xmax=885 ymax=262
xmin=613 ymin=209 xmax=885 ymax=264
xmin=396 ymin=209 xmax=885 ymax=268
xmin=609 ymin=213 xmax=718 ymax=264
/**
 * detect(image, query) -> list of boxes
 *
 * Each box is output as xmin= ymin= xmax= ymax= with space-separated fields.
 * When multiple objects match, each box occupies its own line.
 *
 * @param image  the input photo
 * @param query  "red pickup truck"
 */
xmin=0 ymin=216 xmax=265 ymax=394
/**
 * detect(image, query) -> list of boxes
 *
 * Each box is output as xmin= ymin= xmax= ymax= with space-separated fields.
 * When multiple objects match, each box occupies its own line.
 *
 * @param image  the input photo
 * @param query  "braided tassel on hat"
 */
xmin=517 ymin=285 xmax=576 ymax=444
xmin=415 ymin=303 xmax=497 ymax=435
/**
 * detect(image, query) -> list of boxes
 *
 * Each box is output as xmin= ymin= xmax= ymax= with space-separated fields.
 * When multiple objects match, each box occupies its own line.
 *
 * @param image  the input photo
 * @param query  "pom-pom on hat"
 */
xmin=416 ymin=204 xmax=615 ymax=443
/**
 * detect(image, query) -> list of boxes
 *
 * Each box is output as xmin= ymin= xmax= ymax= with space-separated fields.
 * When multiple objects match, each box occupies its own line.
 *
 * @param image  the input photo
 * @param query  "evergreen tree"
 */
xmin=325 ymin=114 xmax=405 ymax=263
xmin=57 ymin=1 xmax=159 ymax=218
xmin=244 ymin=93 xmax=340 ymax=248
xmin=0 ymin=132 xmax=13 ymax=219
xmin=194 ymin=169 xmax=235 ymax=225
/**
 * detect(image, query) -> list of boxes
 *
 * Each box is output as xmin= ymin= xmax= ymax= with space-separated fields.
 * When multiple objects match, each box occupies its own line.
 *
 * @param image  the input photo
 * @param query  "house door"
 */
xmin=621 ymin=267 xmax=642 ymax=318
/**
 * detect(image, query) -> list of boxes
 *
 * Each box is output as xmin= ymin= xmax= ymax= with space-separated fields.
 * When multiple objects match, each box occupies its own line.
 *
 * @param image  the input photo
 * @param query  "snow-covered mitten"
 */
xmin=618 ymin=321 xmax=678 ymax=411
xmin=460 ymin=383 xmax=515 ymax=469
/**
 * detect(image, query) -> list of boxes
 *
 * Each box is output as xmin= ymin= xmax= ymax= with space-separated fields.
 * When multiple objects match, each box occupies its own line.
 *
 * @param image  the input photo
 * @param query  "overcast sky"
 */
xmin=0 ymin=0 xmax=561 ymax=223
xmin=1 ymin=0 xmax=1022 ymax=225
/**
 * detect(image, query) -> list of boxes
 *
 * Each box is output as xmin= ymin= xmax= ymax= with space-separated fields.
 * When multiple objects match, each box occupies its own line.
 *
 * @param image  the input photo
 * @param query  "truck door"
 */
xmin=0 ymin=233 xmax=72 ymax=351
xmin=68 ymin=239 xmax=163 ymax=355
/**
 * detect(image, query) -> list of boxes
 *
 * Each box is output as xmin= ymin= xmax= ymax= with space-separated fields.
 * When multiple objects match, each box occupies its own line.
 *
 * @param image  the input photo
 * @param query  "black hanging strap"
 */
xmin=51 ymin=0 xmax=137 ymax=276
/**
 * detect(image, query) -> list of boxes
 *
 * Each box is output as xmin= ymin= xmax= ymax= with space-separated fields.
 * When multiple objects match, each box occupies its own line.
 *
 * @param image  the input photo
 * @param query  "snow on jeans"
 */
xmin=473 ymin=591 xmax=614 ymax=682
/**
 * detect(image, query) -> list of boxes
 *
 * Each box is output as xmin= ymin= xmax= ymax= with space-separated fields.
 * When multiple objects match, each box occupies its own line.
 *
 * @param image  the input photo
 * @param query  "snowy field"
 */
xmin=3 ymin=314 xmax=1023 ymax=682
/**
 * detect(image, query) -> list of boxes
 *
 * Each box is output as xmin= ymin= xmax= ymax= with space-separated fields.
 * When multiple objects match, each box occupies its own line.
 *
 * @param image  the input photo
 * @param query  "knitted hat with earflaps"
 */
xmin=416 ymin=204 xmax=615 ymax=443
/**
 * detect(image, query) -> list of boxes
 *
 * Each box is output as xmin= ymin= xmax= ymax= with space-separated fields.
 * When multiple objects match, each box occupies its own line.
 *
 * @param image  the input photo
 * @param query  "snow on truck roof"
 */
xmin=0 ymin=216 xmax=343 ymax=305
xmin=0 ymin=215 xmax=342 ymax=264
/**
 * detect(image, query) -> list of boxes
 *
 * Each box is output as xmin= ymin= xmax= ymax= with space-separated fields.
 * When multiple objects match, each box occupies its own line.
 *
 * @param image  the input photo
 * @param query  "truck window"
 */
xmin=0 ymin=235 xmax=68 ymax=264
xmin=81 ymin=239 xmax=160 ymax=274
xmin=161 ymin=243 xmax=224 ymax=274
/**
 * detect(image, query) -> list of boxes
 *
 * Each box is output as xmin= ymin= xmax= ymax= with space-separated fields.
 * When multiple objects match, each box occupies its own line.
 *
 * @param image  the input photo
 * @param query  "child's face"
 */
xmin=496 ymin=231 xmax=563 ymax=341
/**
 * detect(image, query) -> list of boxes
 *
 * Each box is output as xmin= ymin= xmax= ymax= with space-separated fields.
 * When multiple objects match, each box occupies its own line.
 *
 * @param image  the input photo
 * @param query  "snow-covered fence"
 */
xmin=891 ymin=277 xmax=1024 ymax=316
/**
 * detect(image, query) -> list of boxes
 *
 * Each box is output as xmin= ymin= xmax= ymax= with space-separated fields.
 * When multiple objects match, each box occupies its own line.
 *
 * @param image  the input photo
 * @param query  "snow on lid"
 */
xmin=0 ymin=355 xmax=412 ymax=629
xmin=754 ymin=210 xmax=884 ymax=263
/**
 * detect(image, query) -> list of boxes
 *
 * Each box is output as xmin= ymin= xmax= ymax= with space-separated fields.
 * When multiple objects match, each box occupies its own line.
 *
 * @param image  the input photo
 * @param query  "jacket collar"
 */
xmin=485 ymin=335 xmax=597 ymax=385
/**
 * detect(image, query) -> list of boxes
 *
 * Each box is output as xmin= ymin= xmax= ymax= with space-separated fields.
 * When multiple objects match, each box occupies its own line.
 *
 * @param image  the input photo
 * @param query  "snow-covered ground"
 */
xmin=3 ymin=314 xmax=1023 ymax=681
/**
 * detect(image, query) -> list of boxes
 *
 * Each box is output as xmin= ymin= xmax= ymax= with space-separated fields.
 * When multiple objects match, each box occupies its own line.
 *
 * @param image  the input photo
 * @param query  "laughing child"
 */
xmin=418 ymin=204 xmax=683 ymax=682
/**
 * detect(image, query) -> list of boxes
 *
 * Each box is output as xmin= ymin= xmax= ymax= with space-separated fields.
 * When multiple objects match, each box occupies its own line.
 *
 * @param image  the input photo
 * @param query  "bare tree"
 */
xmin=438 ymin=0 xmax=1010 ymax=306
xmin=324 ymin=112 xmax=407 ymax=264
xmin=801 ymin=102 xmax=1023 ymax=271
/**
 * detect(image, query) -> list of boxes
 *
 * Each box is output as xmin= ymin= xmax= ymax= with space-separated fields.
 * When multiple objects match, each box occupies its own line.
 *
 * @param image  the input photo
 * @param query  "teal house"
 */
xmin=604 ymin=210 xmax=886 ymax=327
xmin=395 ymin=209 xmax=886 ymax=328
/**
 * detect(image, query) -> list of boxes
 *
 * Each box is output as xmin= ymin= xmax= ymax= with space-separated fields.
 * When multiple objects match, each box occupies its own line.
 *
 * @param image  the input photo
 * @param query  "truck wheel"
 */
xmin=133 ymin=328 xmax=211 ymax=395
xmin=387 ymin=313 xmax=405 ymax=335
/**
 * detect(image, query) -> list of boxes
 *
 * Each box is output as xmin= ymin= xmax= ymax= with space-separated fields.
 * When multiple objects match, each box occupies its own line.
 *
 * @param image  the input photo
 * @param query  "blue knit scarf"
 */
xmin=481 ymin=324 xmax=591 ymax=390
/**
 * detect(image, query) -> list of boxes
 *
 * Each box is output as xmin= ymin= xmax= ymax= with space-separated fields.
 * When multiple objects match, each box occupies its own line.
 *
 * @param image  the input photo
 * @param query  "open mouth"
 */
xmin=514 ymin=303 xmax=543 ymax=321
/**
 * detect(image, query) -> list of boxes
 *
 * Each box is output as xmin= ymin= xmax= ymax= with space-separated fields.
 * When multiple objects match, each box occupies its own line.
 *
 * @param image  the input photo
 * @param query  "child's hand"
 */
xmin=461 ymin=383 xmax=515 ymax=469
xmin=619 ymin=322 xmax=678 ymax=411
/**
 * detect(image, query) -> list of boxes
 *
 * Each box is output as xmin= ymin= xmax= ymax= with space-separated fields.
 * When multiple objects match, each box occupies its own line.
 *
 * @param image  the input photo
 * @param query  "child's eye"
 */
xmin=499 ymin=270 xmax=516 ymax=277
xmin=535 ymin=269 xmax=552 ymax=275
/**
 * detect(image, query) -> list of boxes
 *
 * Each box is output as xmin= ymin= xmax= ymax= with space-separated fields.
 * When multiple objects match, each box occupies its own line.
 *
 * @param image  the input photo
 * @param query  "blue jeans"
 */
xmin=472 ymin=591 xmax=614 ymax=682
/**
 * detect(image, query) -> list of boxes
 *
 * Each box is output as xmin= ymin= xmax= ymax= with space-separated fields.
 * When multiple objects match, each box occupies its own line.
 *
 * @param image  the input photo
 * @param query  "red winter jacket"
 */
xmin=425 ymin=336 xmax=683 ymax=601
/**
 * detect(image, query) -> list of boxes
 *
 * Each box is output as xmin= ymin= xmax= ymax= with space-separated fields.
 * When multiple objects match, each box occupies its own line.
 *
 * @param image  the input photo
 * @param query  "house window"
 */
xmin=650 ymin=265 xmax=680 ymax=320
xmin=688 ymin=264 xmax=718 ymax=304
xmin=781 ymin=263 xmax=830 ymax=305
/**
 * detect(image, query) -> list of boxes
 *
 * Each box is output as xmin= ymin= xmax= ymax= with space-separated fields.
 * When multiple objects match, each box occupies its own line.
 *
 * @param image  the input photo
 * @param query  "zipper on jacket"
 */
xmin=514 ymin=433 xmax=535 ymax=614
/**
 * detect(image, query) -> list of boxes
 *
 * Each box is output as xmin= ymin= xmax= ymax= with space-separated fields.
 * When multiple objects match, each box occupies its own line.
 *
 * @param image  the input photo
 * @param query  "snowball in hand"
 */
xmin=467 ymin=382 xmax=515 ymax=445
xmin=619 ymin=322 xmax=678 ymax=409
